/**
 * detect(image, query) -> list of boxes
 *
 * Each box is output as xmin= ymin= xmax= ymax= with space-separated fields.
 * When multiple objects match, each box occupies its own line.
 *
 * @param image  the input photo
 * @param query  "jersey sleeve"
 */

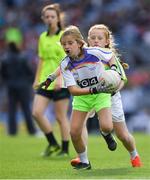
xmin=99 ymin=48 xmax=114 ymax=62
xmin=60 ymin=59 xmax=77 ymax=87
xmin=87 ymin=47 xmax=113 ymax=63
xmin=96 ymin=48 xmax=113 ymax=62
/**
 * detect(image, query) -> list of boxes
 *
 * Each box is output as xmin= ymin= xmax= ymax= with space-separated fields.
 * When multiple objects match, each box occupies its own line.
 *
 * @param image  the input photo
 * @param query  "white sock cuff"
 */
xmin=79 ymin=147 xmax=89 ymax=164
xmin=101 ymin=131 xmax=109 ymax=136
xmin=130 ymin=149 xmax=138 ymax=159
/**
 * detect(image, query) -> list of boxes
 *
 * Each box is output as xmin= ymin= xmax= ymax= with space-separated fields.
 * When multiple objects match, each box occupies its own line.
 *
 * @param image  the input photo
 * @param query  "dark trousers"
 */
xmin=7 ymin=87 xmax=36 ymax=135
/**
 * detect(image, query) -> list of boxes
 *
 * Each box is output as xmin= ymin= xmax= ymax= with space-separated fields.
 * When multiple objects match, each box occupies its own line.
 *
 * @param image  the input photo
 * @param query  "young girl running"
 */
xmin=59 ymin=25 xmax=120 ymax=170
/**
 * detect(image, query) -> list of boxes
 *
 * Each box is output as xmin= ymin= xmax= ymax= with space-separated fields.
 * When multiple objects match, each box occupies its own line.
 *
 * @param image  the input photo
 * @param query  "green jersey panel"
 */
xmin=115 ymin=58 xmax=128 ymax=84
xmin=38 ymin=31 xmax=66 ymax=90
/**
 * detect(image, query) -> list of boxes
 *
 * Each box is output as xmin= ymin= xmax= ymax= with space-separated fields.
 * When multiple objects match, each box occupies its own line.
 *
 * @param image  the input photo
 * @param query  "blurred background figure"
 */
xmin=4 ymin=24 xmax=23 ymax=49
xmin=0 ymin=41 xmax=37 ymax=135
xmin=32 ymin=3 xmax=70 ymax=157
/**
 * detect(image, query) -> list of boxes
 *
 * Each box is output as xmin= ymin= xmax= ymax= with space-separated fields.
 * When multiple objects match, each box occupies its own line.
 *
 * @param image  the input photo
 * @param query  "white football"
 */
xmin=99 ymin=70 xmax=121 ymax=90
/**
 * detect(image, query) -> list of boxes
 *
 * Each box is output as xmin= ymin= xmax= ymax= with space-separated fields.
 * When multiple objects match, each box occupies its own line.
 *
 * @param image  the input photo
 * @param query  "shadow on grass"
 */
xmin=41 ymin=156 xmax=71 ymax=161
xmin=91 ymin=167 xmax=131 ymax=176
xmin=73 ymin=167 xmax=132 ymax=178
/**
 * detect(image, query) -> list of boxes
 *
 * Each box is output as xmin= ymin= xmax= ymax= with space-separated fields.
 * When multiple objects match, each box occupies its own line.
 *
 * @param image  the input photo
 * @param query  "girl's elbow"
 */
xmin=69 ymin=91 xmax=79 ymax=96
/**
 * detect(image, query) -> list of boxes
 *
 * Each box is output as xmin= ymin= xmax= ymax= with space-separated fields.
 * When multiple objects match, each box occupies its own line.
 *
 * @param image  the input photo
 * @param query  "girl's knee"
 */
xmin=32 ymin=109 xmax=42 ymax=121
xmin=32 ymin=109 xmax=37 ymax=119
xmin=101 ymin=125 xmax=113 ymax=133
xmin=70 ymin=129 xmax=81 ymax=141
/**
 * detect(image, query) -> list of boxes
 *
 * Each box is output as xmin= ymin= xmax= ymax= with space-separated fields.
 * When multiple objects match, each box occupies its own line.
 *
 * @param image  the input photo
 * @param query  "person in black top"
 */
xmin=1 ymin=42 xmax=37 ymax=135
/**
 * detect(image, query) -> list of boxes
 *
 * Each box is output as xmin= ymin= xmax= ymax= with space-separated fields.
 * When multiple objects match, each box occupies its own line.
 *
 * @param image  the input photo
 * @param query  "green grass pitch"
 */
xmin=0 ymin=125 xmax=150 ymax=179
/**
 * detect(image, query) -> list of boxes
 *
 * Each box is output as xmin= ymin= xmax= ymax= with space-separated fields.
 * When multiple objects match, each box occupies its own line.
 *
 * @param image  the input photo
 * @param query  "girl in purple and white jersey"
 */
xmin=59 ymin=25 xmax=118 ymax=169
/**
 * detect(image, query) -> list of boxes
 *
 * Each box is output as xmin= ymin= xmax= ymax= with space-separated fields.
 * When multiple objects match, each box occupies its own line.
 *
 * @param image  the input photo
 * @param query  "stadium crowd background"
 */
xmin=0 ymin=0 xmax=150 ymax=133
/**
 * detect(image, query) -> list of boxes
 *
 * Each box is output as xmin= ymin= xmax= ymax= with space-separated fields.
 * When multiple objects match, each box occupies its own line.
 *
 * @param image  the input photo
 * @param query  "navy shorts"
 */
xmin=36 ymin=88 xmax=71 ymax=101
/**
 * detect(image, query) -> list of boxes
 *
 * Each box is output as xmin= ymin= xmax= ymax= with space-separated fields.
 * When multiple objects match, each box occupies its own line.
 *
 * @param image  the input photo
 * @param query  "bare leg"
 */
xmin=54 ymin=99 xmax=70 ymax=141
xmin=32 ymin=94 xmax=53 ymax=133
xmin=32 ymin=94 xmax=60 ymax=156
xmin=54 ymin=98 xmax=70 ymax=154
xmin=97 ymin=108 xmax=113 ymax=133
xmin=81 ymin=111 xmax=94 ymax=146
xmin=70 ymin=110 xmax=87 ymax=153
xmin=113 ymin=121 xmax=136 ymax=152
xmin=113 ymin=121 xmax=142 ymax=167
xmin=70 ymin=110 xmax=92 ymax=166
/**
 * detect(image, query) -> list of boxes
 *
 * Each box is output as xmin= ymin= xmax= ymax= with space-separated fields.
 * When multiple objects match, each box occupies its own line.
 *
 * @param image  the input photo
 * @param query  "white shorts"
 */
xmin=111 ymin=92 xmax=125 ymax=122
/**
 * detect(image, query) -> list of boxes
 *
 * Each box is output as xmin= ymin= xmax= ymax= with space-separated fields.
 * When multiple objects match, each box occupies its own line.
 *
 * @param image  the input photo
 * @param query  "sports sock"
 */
xmin=78 ymin=147 xmax=89 ymax=164
xmin=62 ymin=140 xmax=69 ymax=153
xmin=130 ymin=149 xmax=138 ymax=159
xmin=45 ymin=132 xmax=58 ymax=146
xmin=101 ymin=131 xmax=110 ymax=136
